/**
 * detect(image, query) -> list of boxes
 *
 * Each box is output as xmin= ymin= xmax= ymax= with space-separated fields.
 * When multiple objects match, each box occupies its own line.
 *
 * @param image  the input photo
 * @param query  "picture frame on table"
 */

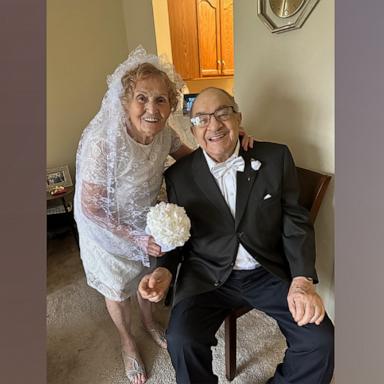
xmin=46 ymin=165 xmax=73 ymax=192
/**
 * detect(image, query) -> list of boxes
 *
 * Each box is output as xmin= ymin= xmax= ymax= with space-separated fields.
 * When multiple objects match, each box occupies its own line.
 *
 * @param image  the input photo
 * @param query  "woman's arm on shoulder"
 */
xmin=170 ymin=144 xmax=193 ymax=161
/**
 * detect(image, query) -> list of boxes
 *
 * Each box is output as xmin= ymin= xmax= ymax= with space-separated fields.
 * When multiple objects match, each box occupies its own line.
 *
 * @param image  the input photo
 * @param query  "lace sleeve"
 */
xmin=76 ymin=179 xmax=150 ymax=265
xmin=75 ymin=137 xmax=150 ymax=265
xmin=81 ymin=138 xmax=108 ymax=185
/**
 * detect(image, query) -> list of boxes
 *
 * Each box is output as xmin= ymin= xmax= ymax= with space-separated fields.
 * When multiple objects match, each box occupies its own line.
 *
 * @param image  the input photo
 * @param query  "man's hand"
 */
xmin=287 ymin=277 xmax=325 ymax=326
xmin=138 ymin=267 xmax=172 ymax=302
xmin=239 ymin=129 xmax=254 ymax=150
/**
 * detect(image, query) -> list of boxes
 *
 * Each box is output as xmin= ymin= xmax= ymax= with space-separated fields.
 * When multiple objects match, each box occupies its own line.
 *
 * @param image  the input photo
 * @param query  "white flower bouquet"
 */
xmin=146 ymin=202 xmax=191 ymax=252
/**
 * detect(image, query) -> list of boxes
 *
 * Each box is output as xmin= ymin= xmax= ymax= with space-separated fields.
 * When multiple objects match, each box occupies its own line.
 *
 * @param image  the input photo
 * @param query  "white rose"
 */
xmin=146 ymin=202 xmax=191 ymax=251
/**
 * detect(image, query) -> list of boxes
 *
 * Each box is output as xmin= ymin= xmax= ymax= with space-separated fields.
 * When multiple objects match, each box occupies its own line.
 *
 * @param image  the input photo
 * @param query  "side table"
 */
xmin=47 ymin=186 xmax=79 ymax=248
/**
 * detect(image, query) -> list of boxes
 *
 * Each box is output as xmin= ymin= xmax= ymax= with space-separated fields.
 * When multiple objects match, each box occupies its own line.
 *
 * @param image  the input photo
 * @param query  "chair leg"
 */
xmin=225 ymin=314 xmax=237 ymax=381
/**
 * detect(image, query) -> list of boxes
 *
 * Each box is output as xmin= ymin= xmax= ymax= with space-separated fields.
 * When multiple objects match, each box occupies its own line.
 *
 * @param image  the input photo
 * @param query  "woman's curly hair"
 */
xmin=121 ymin=62 xmax=179 ymax=112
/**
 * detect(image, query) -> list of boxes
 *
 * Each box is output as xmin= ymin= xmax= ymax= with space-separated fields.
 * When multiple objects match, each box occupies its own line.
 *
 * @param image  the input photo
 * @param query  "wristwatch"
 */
xmin=294 ymin=276 xmax=313 ymax=283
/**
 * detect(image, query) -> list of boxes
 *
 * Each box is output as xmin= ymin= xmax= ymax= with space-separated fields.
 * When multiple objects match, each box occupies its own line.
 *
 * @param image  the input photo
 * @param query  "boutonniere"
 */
xmin=250 ymin=159 xmax=262 ymax=171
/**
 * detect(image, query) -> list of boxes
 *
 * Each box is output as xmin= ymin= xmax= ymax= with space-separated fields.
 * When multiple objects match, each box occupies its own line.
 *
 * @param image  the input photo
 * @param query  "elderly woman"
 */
xmin=74 ymin=46 xmax=252 ymax=384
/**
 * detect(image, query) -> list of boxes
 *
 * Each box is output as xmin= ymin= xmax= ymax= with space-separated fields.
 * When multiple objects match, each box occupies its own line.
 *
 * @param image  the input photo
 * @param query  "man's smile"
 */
xmin=207 ymin=131 xmax=228 ymax=142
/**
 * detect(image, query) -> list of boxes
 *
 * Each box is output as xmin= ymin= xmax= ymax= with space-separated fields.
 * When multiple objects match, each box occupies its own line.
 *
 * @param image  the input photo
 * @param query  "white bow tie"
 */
xmin=211 ymin=156 xmax=245 ymax=179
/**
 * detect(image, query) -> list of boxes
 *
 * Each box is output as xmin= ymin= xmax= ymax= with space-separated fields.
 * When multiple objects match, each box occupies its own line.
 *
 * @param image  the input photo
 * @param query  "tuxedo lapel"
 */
xmin=235 ymin=149 xmax=260 ymax=230
xmin=192 ymin=149 xmax=234 ymax=223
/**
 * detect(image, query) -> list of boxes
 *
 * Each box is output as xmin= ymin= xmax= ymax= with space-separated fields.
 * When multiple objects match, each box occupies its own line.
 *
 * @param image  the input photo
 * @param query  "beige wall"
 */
xmin=234 ymin=0 xmax=335 ymax=319
xmin=47 ymin=0 xmax=128 ymax=177
xmin=152 ymin=0 xmax=173 ymax=62
xmin=185 ymin=78 xmax=234 ymax=95
xmin=122 ymin=0 xmax=157 ymax=54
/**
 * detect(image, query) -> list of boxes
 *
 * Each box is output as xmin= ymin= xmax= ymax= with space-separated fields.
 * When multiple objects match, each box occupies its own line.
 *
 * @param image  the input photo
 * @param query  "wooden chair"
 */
xmin=224 ymin=166 xmax=332 ymax=381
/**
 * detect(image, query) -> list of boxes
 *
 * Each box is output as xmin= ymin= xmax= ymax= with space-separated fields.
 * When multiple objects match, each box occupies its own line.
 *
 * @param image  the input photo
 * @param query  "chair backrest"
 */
xmin=296 ymin=167 xmax=332 ymax=225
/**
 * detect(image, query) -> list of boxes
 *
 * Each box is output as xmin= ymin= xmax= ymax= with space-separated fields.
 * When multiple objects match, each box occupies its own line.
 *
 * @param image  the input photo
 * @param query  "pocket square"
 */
xmin=263 ymin=194 xmax=272 ymax=200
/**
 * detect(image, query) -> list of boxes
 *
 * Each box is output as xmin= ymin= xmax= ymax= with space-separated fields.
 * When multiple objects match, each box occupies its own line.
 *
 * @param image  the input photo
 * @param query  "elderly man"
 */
xmin=139 ymin=87 xmax=334 ymax=384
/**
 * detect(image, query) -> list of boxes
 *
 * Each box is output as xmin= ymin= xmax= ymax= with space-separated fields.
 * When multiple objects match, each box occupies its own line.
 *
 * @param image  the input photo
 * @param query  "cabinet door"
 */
xmin=219 ymin=0 xmax=234 ymax=76
xmin=168 ymin=0 xmax=200 ymax=80
xmin=196 ymin=0 xmax=221 ymax=77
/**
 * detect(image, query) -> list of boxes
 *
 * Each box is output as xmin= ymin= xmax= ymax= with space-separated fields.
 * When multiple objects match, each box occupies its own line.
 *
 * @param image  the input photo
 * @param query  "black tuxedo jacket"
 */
xmin=158 ymin=142 xmax=317 ymax=306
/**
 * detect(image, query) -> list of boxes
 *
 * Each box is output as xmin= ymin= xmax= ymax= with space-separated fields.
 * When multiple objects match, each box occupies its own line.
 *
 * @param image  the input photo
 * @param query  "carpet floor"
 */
xmin=47 ymin=233 xmax=306 ymax=384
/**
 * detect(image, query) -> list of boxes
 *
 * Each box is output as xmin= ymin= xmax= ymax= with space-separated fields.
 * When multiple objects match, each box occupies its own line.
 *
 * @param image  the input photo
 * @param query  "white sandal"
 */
xmin=121 ymin=350 xmax=147 ymax=383
xmin=146 ymin=327 xmax=167 ymax=349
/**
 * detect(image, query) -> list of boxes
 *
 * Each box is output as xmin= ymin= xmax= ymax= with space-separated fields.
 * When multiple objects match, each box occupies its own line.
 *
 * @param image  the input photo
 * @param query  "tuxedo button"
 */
xmin=238 ymin=232 xmax=244 ymax=238
xmin=214 ymin=281 xmax=220 ymax=287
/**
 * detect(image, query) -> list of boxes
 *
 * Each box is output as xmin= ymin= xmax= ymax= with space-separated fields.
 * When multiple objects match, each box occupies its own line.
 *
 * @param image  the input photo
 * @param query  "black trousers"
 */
xmin=166 ymin=267 xmax=334 ymax=384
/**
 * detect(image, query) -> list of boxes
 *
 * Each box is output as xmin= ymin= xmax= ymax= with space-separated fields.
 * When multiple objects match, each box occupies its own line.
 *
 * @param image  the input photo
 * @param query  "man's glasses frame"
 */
xmin=190 ymin=105 xmax=238 ymax=128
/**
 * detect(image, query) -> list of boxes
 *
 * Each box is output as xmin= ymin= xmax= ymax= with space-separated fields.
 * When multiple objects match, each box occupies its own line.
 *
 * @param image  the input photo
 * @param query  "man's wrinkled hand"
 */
xmin=287 ymin=277 xmax=325 ymax=326
xmin=138 ymin=267 xmax=172 ymax=303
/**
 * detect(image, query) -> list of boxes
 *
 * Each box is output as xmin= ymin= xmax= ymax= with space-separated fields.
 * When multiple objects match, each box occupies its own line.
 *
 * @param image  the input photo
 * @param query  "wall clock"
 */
xmin=257 ymin=0 xmax=320 ymax=34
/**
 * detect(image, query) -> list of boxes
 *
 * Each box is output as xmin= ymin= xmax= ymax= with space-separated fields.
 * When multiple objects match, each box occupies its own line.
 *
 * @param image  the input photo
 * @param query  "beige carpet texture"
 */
xmin=47 ymin=234 xmax=330 ymax=384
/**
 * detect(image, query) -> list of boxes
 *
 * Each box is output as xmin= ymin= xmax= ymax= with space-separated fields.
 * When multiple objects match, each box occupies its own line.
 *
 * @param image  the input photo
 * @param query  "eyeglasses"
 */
xmin=190 ymin=106 xmax=237 ymax=128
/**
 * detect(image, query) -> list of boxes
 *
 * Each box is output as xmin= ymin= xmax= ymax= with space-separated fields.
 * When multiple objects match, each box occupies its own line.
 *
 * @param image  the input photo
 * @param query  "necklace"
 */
xmin=136 ymin=140 xmax=155 ymax=161
xmin=124 ymin=122 xmax=155 ymax=161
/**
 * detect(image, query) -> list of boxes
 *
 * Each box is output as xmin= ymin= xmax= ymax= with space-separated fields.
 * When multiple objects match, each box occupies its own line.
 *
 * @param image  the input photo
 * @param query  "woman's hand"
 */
xmin=135 ymin=235 xmax=165 ymax=257
xmin=239 ymin=129 xmax=255 ymax=151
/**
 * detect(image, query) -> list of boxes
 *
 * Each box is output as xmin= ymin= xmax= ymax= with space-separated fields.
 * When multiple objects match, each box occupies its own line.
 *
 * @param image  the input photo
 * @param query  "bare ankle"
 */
xmin=141 ymin=318 xmax=155 ymax=330
xmin=120 ymin=335 xmax=138 ymax=351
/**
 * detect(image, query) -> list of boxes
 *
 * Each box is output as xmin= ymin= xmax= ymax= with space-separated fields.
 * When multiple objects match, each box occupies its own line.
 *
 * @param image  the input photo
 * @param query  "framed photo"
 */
xmin=46 ymin=165 xmax=73 ymax=191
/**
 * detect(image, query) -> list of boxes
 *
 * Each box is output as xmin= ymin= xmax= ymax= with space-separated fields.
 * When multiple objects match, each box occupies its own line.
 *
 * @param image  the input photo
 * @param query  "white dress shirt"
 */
xmin=203 ymin=142 xmax=260 ymax=270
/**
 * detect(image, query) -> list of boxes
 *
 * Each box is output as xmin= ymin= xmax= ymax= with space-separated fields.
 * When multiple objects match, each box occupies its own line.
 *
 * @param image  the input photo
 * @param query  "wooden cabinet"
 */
xmin=167 ymin=0 xmax=200 ymax=80
xmin=218 ymin=0 xmax=234 ymax=76
xmin=167 ymin=0 xmax=234 ymax=80
xmin=196 ymin=0 xmax=234 ymax=77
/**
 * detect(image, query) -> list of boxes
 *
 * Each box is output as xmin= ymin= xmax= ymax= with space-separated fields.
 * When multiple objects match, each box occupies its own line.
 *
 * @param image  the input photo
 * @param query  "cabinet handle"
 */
xmin=222 ymin=60 xmax=225 ymax=67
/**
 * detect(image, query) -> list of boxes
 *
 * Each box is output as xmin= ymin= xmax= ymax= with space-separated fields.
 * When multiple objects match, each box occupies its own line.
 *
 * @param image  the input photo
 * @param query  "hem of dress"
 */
xmin=85 ymin=278 xmax=134 ymax=302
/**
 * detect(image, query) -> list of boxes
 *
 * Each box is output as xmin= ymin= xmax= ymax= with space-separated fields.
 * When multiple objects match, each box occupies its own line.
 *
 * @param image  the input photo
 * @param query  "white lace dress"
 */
xmin=77 ymin=125 xmax=181 ymax=301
